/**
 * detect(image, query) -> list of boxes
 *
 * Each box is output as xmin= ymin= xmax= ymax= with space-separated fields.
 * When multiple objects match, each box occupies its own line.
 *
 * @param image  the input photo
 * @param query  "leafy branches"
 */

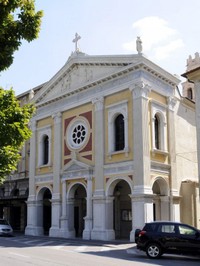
xmin=0 ymin=88 xmax=35 ymax=181
xmin=0 ymin=0 xmax=43 ymax=71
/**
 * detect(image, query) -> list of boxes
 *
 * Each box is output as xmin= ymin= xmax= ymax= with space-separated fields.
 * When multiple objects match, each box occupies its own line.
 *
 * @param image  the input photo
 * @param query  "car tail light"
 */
xmin=139 ymin=230 xmax=146 ymax=237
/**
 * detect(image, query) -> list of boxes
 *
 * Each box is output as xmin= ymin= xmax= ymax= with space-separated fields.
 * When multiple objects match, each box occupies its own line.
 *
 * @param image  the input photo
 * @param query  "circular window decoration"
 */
xmin=67 ymin=120 xmax=88 ymax=149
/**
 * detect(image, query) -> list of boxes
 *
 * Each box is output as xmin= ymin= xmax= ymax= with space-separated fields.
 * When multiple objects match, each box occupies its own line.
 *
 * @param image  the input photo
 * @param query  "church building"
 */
xmin=24 ymin=35 xmax=199 ymax=241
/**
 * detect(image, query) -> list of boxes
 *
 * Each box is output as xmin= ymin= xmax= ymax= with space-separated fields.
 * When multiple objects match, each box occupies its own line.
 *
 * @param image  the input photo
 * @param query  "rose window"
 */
xmin=72 ymin=124 xmax=86 ymax=145
xmin=67 ymin=120 xmax=88 ymax=149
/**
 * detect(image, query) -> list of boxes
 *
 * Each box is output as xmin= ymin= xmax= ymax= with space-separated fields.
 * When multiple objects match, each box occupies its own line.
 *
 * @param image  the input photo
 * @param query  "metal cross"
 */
xmin=73 ymin=33 xmax=81 ymax=52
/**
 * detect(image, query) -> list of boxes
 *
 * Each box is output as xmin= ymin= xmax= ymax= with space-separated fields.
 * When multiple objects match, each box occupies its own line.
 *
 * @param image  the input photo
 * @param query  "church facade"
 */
xmin=24 ymin=42 xmax=199 ymax=241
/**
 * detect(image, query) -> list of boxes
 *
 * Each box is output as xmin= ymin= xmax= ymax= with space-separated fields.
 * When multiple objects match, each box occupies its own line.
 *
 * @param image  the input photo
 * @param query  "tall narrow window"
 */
xmin=115 ymin=114 xmax=125 ymax=151
xmin=154 ymin=114 xmax=160 ymax=149
xmin=43 ymin=135 xmax=49 ymax=165
xmin=187 ymin=88 xmax=193 ymax=100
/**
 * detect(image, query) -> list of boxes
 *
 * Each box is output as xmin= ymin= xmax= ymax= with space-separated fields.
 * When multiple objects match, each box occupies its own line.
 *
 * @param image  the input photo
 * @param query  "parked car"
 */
xmin=0 ymin=219 xmax=13 ymax=236
xmin=135 ymin=221 xmax=200 ymax=259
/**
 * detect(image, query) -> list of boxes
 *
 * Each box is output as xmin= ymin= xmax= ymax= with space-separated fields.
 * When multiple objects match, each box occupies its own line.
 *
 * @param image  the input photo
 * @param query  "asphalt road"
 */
xmin=0 ymin=234 xmax=199 ymax=266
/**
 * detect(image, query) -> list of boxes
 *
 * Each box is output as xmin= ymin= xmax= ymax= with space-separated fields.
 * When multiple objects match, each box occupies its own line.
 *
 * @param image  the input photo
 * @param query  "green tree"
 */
xmin=0 ymin=88 xmax=35 ymax=182
xmin=0 ymin=0 xmax=42 ymax=182
xmin=0 ymin=0 xmax=43 ymax=71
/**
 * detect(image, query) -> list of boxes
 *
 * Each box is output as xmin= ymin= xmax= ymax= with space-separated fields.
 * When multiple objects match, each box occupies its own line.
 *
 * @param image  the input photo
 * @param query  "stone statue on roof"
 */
xmin=136 ymin=36 xmax=142 ymax=54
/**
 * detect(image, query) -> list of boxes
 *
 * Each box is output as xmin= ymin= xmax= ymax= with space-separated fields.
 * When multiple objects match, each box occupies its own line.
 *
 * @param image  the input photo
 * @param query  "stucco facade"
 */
xmin=22 ymin=48 xmax=199 ymax=241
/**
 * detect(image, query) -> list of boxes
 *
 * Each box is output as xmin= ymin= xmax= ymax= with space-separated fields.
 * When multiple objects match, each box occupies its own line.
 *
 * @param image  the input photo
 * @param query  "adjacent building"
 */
xmin=0 ymin=85 xmax=42 ymax=231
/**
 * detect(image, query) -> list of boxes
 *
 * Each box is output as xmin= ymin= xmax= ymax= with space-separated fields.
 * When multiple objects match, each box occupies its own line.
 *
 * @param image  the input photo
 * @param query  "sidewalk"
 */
xmin=13 ymin=231 xmax=136 ymax=246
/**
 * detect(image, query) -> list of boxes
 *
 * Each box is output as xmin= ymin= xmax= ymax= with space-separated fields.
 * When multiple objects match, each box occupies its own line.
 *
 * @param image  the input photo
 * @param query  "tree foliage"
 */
xmin=0 ymin=88 xmax=35 ymax=182
xmin=0 ymin=0 xmax=42 ymax=182
xmin=0 ymin=0 xmax=43 ymax=71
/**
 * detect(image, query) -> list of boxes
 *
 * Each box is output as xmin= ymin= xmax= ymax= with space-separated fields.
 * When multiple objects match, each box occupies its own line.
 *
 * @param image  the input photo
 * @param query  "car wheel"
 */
xmin=146 ymin=243 xmax=162 ymax=259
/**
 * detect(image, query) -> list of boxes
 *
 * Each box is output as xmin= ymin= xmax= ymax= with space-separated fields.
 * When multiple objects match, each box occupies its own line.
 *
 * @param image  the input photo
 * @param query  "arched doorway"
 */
xmin=43 ymin=188 xmax=52 ymax=235
xmin=113 ymin=180 xmax=131 ymax=239
xmin=37 ymin=187 xmax=52 ymax=236
xmin=152 ymin=178 xmax=169 ymax=221
xmin=68 ymin=183 xmax=86 ymax=238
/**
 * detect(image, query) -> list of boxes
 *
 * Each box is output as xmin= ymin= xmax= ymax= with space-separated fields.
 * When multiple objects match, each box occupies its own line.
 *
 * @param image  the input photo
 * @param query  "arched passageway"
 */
xmin=36 ymin=187 xmax=52 ymax=236
xmin=152 ymin=178 xmax=169 ymax=221
xmin=68 ymin=183 xmax=86 ymax=238
xmin=113 ymin=180 xmax=131 ymax=239
xmin=43 ymin=188 xmax=52 ymax=235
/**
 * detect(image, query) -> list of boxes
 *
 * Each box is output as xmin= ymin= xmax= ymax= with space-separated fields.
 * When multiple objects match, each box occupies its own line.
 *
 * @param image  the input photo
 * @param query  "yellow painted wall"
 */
xmin=149 ymin=91 xmax=167 ymax=105
xmin=104 ymin=89 xmax=133 ymax=164
xmin=36 ymin=116 xmax=54 ymax=175
xmin=149 ymin=91 xmax=169 ymax=164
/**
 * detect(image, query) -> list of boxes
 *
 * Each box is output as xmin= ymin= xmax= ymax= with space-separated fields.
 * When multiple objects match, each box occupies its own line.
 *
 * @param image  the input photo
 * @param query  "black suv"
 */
xmin=135 ymin=221 xmax=200 ymax=259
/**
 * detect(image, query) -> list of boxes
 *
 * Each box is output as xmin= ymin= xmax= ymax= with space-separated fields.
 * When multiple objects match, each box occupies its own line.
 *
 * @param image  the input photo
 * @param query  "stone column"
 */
xmin=105 ymin=196 xmax=115 ymax=239
xmin=25 ymin=120 xmax=41 ymax=235
xmin=167 ymin=97 xmax=178 ymax=220
xmin=83 ymin=176 xmax=93 ymax=240
xmin=91 ymin=97 xmax=107 ymax=240
xmin=130 ymin=194 xmax=153 ymax=242
xmin=60 ymin=180 xmax=72 ymax=238
xmin=50 ymin=112 xmax=62 ymax=237
xmin=129 ymin=81 xmax=153 ymax=241
xmin=66 ymin=198 xmax=75 ymax=237
xmin=160 ymin=196 xmax=170 ymax=220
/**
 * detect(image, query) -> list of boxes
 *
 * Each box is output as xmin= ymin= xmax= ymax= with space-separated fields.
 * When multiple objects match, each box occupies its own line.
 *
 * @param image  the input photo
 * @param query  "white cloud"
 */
xmin=154 ymin=39 xmax=184 ymax=60
xmin=123 ymin=16 xmax=184 ymax=60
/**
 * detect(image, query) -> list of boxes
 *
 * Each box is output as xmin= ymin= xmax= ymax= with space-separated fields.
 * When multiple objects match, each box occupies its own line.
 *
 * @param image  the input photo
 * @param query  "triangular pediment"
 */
xmin=32 ymin=52 xmax=141 ymax=105
xmin=61 ymin=158 xmax=93 ymax=180
xmin=31 ymin=52 xmax=180 ymax=106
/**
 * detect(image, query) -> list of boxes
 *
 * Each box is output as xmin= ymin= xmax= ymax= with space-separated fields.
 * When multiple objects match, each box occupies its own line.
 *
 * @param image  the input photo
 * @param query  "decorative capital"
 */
xmin=92 ymin=97 xmax=104 ymax=111
xmin=52 ymin=112 xmax=62 ymax=124
xmin=167 ymin=97 xmax=177 ymax=111
xmin=130 ymin=81 xmax=151 ymax=100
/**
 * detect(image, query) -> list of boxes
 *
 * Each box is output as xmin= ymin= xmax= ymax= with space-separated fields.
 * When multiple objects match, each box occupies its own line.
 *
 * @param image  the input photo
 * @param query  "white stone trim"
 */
xmin=107 ymin=100 xmax=128 ymax=156
xmin=37 ymin=125 xmax=52 ymax=167
xmin=65 ymin=117 xmax=90 ymax=150
xmin=151 ymin=100 xmax=168 ymax=152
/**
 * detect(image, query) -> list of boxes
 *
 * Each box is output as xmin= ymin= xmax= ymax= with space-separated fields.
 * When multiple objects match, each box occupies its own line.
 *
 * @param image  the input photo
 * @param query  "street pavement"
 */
xmin=0 ymin=234 xmax=199 ymax=266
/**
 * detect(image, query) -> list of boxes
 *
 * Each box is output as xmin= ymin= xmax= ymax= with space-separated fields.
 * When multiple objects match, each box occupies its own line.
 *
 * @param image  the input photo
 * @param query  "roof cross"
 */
xmin=73 ymin=33 xmax=81 ymax=52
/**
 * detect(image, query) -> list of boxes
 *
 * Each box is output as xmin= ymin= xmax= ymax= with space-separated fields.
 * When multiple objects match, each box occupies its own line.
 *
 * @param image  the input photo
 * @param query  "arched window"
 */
xmin=154 ymin=114 xmax=160 ymax=149
xmin=187 ymin=88 xmax=193 ymax=100
xmin=43 ymin=135 xmax=49 ymax=165
xmin=115 ymin=114 xmax=125 ymax=151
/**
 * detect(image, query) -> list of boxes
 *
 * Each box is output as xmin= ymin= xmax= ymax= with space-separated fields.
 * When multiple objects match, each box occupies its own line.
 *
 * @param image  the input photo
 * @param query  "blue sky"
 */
xmin=0 ymin=0 xmax=199 ymax=95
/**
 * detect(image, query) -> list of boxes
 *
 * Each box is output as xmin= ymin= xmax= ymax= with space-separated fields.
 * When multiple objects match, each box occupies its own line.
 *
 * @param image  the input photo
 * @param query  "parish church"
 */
xmin=1 ymin=34 xmax=199 ymax=241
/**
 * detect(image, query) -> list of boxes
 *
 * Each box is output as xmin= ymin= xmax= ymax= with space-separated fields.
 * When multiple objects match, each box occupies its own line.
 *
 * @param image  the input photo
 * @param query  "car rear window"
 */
xmin=143 ymin=223 xmax=157 ymax=232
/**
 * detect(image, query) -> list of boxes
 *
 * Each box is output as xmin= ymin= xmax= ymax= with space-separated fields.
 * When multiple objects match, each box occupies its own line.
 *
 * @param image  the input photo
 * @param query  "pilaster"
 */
xmin=83 ymin=177 xmax=93 ymax=240
xmin=130 ymin=194 xmax=154 ymax=242
xmin=167 ymin=97 xmax=178 ymax=219
xmin=130 ymin=81 xmax=151 ymax=190
xmin=92 ymin=97 xmax=104 ymax=194
xmin=25 ymin=119 xmax=37 ymax=236
xmin=29 ymin=119 xmax=37 ymax=196
xmin=49 ymin=112 xmax=62 ymax=237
